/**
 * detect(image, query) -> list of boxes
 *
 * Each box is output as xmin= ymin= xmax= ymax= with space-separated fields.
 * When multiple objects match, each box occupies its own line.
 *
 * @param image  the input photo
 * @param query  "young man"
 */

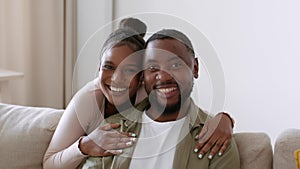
xmin=81 ymin=29 xmax=240 ymax=169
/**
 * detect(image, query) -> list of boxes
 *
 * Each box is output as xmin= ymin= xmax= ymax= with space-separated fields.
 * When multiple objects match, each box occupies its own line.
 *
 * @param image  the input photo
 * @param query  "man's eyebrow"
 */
xmin=168 ymin=56 xmax=182 ymax=62
xmin=103 ymin=60 xmax=140 ymax=67
xmin=145 ymin=56 xmax=183 ymax=63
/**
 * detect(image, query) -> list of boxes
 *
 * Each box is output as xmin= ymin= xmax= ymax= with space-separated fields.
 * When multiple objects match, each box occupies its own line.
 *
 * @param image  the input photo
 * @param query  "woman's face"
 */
xmin=99 ymin=45 xmax=142 ymax=109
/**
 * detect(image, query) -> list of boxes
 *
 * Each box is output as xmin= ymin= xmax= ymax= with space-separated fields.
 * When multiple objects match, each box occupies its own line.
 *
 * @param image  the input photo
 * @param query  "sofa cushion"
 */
xmin=233 ymin=132 xmax=273 ymax=169
xmin=274 ymin=128 xmax=300 ymax=169
xmin=0 ymin=103 xmax=63 ymax=169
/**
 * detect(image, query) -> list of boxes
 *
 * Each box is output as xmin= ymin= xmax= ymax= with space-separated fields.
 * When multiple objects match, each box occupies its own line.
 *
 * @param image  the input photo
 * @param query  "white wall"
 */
xmin=75 ymin=0 xmax=113 ymax=92
xmin=77 ymin=0 xmax=300 ymax=145
xmin=113 ymin=0 xmax=300 ymax=144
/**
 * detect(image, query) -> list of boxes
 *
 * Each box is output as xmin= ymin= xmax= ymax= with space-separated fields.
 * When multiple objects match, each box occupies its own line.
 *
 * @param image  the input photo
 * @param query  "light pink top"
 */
xmin=43 ymin=78 xmax=146 ymax=169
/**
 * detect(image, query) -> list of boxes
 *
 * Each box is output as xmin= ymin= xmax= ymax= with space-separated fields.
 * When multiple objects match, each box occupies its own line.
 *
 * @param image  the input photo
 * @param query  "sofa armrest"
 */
xmin=274 ymin=128 xmax=300 ymax=169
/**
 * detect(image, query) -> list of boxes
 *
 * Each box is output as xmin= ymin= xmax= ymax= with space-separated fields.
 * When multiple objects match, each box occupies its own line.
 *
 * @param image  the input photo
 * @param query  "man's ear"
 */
xmin=139 ymin=71 xmax=144 ymax=84
xmin=193 ymin=58 xmax=199 ymax=79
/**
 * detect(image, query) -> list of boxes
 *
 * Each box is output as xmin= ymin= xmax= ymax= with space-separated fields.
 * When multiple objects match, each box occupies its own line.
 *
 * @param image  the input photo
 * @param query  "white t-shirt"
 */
xmin=129 ymin=112 xmax=187 ymax=169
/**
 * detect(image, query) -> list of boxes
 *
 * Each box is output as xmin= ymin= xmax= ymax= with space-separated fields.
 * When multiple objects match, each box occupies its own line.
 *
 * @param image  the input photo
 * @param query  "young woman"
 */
xmin=43 ymin=28 xmax=234 ymax=169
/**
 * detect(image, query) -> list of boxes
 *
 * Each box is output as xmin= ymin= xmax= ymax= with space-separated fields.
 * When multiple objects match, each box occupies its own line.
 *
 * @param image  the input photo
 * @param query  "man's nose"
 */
xmin=155 ymin=70 xmax=173 ymax=81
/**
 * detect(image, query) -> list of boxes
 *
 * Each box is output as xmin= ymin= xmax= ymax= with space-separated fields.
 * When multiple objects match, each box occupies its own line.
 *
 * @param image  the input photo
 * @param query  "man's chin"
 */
xmin=151 ymin=101 xmax=181 ymax=116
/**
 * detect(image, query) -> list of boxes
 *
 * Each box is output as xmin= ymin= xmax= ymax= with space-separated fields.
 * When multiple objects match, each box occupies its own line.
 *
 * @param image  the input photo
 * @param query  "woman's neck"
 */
xmin=104 ymin=95 xmax=137 ymax=118
xmin=104 ymin=101 xmax=118 ymax=118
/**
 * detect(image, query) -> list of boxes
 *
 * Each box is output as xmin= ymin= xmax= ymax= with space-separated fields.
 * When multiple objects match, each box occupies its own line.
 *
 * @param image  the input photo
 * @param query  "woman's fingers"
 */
xmin=194 ymin=136 xmax=231 ymax=160
xmin=195 ymin=136 xmax=217 ymax=159
xmin=100 ymin=123 xmax=121 ymax=131
xmin=217 ymin=139 xmax=230 ymax=156
xmin=205 ymin=138 xmax=225 ymax=159
xmin=103 ymin=149 xmax=123 ymax=156
xmin=195 ymin=125 xmax=208 ymax=140
xmin=104 ymin=139 xmax=137 ymax=150
xmin=92 ymin=124 xmax=137 ymax=150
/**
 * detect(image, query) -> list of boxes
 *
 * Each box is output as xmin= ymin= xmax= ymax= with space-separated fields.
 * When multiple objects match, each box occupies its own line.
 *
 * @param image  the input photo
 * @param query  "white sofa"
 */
xmin=2 ymin=102 xmax=295 ymax=169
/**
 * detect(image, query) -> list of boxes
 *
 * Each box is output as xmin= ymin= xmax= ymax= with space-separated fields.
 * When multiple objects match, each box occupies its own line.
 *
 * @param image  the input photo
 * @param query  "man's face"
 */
xmin=143 ymin=39 xmax=199 ymax=113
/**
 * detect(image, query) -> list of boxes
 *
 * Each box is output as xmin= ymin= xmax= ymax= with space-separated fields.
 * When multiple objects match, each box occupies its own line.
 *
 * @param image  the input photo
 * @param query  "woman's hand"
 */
xmin=79 ymin=123 xmax=136 ymax=157
xmin=194 ymin=113 xmax=234 ymax=160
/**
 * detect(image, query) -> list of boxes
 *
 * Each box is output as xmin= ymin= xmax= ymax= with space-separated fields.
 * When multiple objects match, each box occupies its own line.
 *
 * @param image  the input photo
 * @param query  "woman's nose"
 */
xmin=111 ymin=69 xmax=124 ymax=82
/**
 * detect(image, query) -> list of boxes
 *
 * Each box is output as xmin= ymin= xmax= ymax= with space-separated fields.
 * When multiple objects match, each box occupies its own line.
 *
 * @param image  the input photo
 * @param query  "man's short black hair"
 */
xmin=145 ymin=29 xmax=195 ymax=57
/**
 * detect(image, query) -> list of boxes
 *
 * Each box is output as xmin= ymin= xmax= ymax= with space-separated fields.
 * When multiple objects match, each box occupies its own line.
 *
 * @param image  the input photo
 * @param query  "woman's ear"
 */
xmin=193 ymin=58 xmax=199 ymax=79
xmin=97 ymin=63 xmax=101 ymax=76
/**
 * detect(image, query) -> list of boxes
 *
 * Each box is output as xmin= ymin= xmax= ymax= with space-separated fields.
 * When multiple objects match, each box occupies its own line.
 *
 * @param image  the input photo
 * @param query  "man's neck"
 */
xmin=146 ymin=98 xmax=191 ymax=122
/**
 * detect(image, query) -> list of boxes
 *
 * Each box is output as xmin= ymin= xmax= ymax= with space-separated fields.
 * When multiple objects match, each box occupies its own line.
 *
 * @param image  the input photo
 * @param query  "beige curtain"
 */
xmin=0 ymin=0 xmax=76 ymax=108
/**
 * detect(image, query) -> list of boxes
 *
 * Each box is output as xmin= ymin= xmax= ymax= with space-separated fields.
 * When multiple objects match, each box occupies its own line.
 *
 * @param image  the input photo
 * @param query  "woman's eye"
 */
xmin=102 ymin=65 xmax=114 ymax=70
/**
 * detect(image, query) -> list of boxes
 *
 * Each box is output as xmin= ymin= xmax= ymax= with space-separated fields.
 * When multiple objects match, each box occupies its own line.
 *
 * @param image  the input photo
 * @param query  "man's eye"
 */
xmin=124 ymin=68 xmax=137 ymax=73
xmin=170 ymin=62 xmax=182 ymax=69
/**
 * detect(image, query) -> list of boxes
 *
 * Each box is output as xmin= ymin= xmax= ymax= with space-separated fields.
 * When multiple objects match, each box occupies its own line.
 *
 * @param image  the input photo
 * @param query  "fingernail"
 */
xmin=195 ymin=135 xmax=199 ymax=139
xmin=116 ymin=149 xmax=123 ymax=154
xmin=131 ymin=133 xmax=137 ymax=137
xmin=130 ymin=137 xmax=137 ymax=142
xmin=198 ymin=154 xmax=203 ymax=159
xmin=194 ymin=148 xmax=198 ymax=153
xmin=126 ymin=141 xmax=133 ymax=146
xmin=218 ymin=152 xmax=222 ymax=156
xmin=208 ymin=154 xmax=213 ymax=160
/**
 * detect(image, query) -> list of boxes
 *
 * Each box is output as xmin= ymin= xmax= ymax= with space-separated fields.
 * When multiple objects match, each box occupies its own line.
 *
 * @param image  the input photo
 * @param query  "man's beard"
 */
xmin=148 ymin=83 xmax=193 ymax=117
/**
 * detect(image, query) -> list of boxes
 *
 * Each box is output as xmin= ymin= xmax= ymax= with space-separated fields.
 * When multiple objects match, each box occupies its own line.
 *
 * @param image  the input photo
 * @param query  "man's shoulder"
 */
xmin=188 ymin=98 xmax=211 ymax=125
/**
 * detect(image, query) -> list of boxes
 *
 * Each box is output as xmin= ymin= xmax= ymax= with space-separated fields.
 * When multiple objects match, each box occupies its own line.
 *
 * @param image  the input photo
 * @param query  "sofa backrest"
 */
xmin=0 ymin=103 xmax=63 ymax=169
xmin=0 ymin=103 xmax=280 ymax=169
xmin=234 ymin=132 xmax=273 ymax=169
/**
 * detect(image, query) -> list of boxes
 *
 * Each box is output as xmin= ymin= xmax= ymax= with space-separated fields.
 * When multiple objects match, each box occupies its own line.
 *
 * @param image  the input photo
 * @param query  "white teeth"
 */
xmin=110 ymin=86 xmax=127 ymax=92
xmin=158 ymin=87 xmax=176 ymax=93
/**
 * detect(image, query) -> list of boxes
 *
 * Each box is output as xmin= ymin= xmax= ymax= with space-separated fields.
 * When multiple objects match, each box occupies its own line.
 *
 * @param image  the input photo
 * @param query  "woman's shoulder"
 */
xmin=68 ymin=78 xmax=105 ymax=133
xmin=70 ymin=78 xmax=104 ymax=113
xmin=73 ymin=78 xmax=101 ymax=98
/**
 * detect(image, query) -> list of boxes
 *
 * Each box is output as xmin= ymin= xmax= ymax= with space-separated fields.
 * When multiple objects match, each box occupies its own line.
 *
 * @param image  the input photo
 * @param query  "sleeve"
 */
xmin=43 ymin=80 xmax=104 ymax=169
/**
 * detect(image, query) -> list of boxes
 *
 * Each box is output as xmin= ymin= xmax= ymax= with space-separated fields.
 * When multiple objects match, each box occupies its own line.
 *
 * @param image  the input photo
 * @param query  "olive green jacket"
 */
xmin=81 ymin=98 xmax=240 ymax=169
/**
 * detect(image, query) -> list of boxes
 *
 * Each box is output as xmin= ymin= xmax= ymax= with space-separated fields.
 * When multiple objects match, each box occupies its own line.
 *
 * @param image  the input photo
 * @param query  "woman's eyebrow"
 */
xmin=102 ymin=60 xmax=114 ymax=65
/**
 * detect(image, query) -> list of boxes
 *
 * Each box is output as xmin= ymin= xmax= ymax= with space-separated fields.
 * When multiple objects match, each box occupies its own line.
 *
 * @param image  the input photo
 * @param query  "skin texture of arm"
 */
xmin=43 ymin=80 xmax=104 ymax=169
